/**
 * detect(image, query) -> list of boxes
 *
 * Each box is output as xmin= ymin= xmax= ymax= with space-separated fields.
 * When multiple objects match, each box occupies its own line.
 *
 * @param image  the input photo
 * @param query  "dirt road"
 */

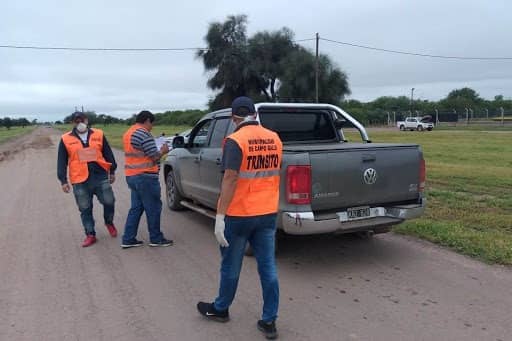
xmin=1 ymin=127 xmax=511 ymax=340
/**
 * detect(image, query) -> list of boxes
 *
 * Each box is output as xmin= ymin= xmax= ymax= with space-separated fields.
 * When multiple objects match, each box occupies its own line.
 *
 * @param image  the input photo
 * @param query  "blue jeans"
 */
xmin=72 ymin=178 xmax=115 ymax=236
xmin=122 ymin=174 xmax=165 ymax=244
xmin=214 ymin=213 xmax=279 ymax=322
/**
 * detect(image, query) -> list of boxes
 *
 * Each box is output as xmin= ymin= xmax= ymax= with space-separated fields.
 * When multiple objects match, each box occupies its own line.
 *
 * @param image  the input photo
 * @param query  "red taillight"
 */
xmin=419 ymin=158 xmax=426 ymax=192
xmin=286 ymin=165 xmax=312 ymax=204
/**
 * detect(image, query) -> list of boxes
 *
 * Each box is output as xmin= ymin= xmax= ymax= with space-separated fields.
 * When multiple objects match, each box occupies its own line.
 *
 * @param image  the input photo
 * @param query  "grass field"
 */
xmin=347 ymin=127 xmax=512 ymax=265
xmin=0 ymin=126 xmax=36 ymax=144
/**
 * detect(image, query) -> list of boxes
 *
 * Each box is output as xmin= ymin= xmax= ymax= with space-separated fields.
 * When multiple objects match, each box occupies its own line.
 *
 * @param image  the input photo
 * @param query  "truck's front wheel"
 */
xmin=166 ymin=171 xmax=185 ymax=210
xmin=417 ymin=125 xmax=424 ymax=131
xmin=399 ymin=125 xmax=405 ymax=131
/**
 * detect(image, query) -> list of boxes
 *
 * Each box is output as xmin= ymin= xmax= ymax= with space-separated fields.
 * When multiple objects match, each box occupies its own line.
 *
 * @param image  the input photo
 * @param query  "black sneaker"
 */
xmin=197 ymin=302 xmax=230 ymax=323
xmin=257 ymin=320 xmax=278 ymax=339
xmin=149 ymin=238 xmax=173 ymax=247
xmin=121 ymin=239 xmax=144 ymax=249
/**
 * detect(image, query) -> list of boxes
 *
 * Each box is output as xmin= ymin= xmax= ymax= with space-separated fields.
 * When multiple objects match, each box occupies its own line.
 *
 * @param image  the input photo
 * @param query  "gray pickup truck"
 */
xmin=163 ymin=103 xmax=426 ymax=237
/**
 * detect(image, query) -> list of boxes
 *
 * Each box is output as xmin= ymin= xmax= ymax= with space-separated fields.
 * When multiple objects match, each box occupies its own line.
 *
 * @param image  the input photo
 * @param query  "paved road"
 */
xmin=1 ymin=127 xmax=511 ymax=341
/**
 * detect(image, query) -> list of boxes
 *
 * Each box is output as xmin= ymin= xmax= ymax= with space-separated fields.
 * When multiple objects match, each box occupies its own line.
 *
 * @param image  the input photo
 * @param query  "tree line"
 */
xmin=0 ymin=117 xmax=35 ymax=129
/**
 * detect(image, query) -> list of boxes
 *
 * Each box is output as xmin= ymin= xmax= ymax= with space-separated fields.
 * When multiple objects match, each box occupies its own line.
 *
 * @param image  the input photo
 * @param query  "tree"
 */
xmin=197 ymin=15 xmax=261 ymax=110
xmin=197 ymin=15 xmax=350 ymax=109
xmin=3 ymin=117 xmax=12 ymax=130
xmin=248 ymin=28 xmax=295 ymax=101
xmin=278 ymin=47 xmax=350 ymax=103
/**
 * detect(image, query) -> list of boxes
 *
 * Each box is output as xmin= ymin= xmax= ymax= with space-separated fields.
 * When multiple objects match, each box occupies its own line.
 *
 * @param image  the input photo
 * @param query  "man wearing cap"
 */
xmin=121 ymin=110 xmax=173 ymax=248
xmin=197 ymin=97 xmax=283 ymax=339
xmin=57 ymin=112 xmax=118 ymax=247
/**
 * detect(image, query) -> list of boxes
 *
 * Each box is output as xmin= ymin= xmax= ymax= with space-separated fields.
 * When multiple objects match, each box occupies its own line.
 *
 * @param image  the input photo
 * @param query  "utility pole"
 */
xmin=315 ymin=32 xmax=319 ymax=103
xmin=410 ymin=88 xmax=415 ymax=115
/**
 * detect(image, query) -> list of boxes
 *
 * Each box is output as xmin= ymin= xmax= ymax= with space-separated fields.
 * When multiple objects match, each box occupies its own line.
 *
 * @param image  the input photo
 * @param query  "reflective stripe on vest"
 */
xmin=225 ymin=124 xmax=283 ymax=217
xmin=123 ymin=124 xmax=159 ymax=176
xmin=61 ymin=129 xmax=112 ymax=184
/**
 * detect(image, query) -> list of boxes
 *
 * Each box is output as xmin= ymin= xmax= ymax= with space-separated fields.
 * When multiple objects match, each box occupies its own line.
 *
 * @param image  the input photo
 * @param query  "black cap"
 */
xmin=231 ymin=96 xmax=256 ymax=117
xmin=72 ymin=111 xmax=86 ymax=121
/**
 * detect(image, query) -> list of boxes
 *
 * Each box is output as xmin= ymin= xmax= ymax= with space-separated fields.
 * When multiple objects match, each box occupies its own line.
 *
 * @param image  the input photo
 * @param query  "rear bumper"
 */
xmin=280 ymin=198 xmax=426 ymax=235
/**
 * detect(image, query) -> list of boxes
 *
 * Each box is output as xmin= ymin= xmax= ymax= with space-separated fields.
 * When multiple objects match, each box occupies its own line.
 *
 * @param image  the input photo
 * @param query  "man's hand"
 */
xmin=160 ymin=143 xmax=169 ymax=155
xmin=109 ymin=173 xmax=116 ymax=184
xmin=61 ymin=183 xmax=71 ymax=193
xmin=214 ymin=214 xmax=229 ymax=247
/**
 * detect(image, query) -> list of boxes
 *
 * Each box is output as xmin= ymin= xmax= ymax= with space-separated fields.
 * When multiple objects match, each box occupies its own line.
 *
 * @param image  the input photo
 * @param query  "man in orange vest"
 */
xmin=57 ymin=112 xmax=118 ymax=247
xmin=121 ymin=110 xmax=172 ymax=248
xmin=197 ymin=97 xmax=283 ymax=340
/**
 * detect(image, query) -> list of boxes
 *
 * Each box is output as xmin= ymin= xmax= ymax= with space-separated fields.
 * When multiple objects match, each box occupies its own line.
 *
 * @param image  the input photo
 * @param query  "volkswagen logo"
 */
xmin=363 ymin=168 xmax=377 ymax=185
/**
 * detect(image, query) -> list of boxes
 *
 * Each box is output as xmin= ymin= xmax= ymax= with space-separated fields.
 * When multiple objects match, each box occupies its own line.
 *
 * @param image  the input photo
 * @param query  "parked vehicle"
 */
xmin=164 ymin=103 xmax=426 ymax=239
xmin=397 ymin=117 xmax=434 ymax=131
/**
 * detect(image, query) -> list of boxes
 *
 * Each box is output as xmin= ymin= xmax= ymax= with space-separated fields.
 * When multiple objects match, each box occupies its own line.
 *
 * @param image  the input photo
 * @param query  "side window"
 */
xmin=189 ymin=119 xmax=213 ymax=148
xmin=209 ymin=118 xmax=230 ymax=148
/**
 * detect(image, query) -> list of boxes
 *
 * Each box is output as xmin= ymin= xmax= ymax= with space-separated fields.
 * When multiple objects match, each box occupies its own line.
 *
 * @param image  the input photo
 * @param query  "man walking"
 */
xmin=197 ymin=97 xmax=283 ymax=339
xmin=57 ymin=111 xmax=118 ymax=247
xmin=121 ymin=110 xmax=173 ymax=248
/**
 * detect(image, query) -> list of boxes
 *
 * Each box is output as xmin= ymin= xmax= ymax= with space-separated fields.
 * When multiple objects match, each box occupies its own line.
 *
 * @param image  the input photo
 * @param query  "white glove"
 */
xmin=214 ymin=214 xmax=229 ymax=247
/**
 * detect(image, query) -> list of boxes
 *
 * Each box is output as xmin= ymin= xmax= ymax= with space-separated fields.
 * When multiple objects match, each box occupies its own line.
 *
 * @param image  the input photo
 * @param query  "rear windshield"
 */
xmin=259 ymin=110 xmax=337 ymax=143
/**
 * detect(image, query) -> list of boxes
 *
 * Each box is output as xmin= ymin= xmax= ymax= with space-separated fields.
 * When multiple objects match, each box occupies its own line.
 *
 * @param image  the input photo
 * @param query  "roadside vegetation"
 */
xmin=55 ymin=124 xmax=191 ymax=149
xmin=0 ymin=126 xmax=36 ymax=144
xmin=347 ymin=128 xmax=512 ymax=265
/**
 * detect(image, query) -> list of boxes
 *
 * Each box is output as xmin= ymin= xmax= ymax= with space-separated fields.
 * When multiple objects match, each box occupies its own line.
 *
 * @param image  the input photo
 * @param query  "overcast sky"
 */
xmin=1 ymin=0 xmax=511 ymax=121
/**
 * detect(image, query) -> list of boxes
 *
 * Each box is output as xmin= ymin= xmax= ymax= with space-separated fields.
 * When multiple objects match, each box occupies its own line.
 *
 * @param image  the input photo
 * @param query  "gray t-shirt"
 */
xmin=221 ymin=138 xmax=242 ymax=172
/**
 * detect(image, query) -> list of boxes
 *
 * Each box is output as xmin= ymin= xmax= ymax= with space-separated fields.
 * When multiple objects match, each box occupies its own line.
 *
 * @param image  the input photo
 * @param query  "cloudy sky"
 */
xmin=1 ymin=0 xmax=511 ymax=121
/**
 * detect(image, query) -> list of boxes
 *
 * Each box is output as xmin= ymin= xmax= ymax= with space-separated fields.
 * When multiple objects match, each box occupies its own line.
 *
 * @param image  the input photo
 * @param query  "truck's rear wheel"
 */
xmin=399 ymin=125 xmax=405 ymax=131
xmin=417 ymin=125 xmax=424 ymax=131
xmin=166 ymin=171 xmax=185 ymax=210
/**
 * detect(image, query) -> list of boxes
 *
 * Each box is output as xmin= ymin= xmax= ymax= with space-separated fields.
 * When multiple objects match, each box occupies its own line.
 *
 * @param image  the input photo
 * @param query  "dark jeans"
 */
xmin=72 ymin=178 xmax=115 ymax=236
xmin=122 ymin=174 xmax=165 ymax=244
xmin=214 ymin=213 xmax=279 ymax=323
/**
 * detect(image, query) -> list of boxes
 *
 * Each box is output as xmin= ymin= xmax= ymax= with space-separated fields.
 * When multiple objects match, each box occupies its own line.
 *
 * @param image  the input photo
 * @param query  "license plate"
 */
xmin=347 ymin=206 xmax=371 ymax=220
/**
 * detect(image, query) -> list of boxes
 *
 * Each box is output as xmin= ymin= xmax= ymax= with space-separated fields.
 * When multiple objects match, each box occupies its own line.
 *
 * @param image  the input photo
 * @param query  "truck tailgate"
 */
xmin=288 ymin=143 xmax=422 ymax=211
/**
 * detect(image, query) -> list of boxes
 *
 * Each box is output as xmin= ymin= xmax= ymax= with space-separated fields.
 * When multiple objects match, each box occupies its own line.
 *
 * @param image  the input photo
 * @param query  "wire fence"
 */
xmin=355 ymin=108 xmax=512 ymax=126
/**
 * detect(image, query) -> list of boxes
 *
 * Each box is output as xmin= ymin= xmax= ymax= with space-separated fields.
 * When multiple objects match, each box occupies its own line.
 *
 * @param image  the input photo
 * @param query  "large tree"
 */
xmin=198 ymin=14 xmax=351 ymax=110
xmin=197 ymin=15 xmax=261 ymax=110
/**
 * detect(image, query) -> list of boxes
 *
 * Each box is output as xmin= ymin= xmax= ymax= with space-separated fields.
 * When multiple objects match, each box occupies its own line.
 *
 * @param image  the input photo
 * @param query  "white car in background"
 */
xmin=397 ymin=117 xmax=434 ymax=131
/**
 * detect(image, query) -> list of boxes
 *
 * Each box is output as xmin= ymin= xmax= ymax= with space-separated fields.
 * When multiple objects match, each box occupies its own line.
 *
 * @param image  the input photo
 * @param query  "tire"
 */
xmin=166 ymin=171 xmax=185 ymax=210
xmin=417 ymin=125 xmax=424 ymax=131
xmin=399 ymin=125 xmax=405 ymax=131
xmin=427 ymin=127 xmax=433 ymax=131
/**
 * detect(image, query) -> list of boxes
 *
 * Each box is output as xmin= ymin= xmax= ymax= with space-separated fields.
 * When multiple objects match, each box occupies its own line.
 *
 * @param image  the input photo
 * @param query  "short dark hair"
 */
xmin=135 ymin=110 xmax=155 ymax=124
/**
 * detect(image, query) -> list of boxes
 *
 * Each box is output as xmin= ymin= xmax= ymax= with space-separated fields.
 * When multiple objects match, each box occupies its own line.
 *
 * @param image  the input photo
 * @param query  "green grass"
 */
xmin=0 ymin=126 xmax=36 ymax=144
xmin=347 ymin=128 xmax=512 ymax=265
xmin=55 ymin=124 xmax=191 ymax=149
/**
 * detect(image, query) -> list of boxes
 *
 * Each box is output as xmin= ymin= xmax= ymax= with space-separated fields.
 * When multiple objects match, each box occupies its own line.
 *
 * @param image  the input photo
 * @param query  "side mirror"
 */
xmin=334 ymin=118 xmax=346 ymax=129
xmin=172 ymin=136 xmax=185 ymax=149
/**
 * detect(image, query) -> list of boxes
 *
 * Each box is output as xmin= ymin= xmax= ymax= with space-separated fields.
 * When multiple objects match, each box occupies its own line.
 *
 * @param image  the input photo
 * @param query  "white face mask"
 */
xmin=76 ymin=122 xmax=88 ymax=133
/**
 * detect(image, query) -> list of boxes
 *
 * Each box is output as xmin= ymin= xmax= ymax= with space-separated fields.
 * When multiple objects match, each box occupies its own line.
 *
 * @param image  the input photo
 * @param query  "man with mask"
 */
xmin=197 ymin=97 xmax=283 ymax=339
xmin=57 ymin=111 xmax=118 ymax=247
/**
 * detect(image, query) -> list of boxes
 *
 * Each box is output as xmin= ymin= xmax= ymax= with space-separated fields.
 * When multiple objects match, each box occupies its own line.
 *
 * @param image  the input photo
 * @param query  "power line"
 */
xmin=320 ymin=37 xmax=512 ymax=60
xmin=0 ymin=45 xmax=207 ymax=51
xmin=0 ymin=38 xmax=316 ymax=52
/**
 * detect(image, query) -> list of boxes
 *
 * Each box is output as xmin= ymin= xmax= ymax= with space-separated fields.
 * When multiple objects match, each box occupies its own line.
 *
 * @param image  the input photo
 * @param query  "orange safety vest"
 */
xmin=61 ymin=129 xmax=111 ymax=184
xmin=225 ymin=124 xmax=283 ymax=217
xmin=123 ymin=124 xmax=159 ymax=176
